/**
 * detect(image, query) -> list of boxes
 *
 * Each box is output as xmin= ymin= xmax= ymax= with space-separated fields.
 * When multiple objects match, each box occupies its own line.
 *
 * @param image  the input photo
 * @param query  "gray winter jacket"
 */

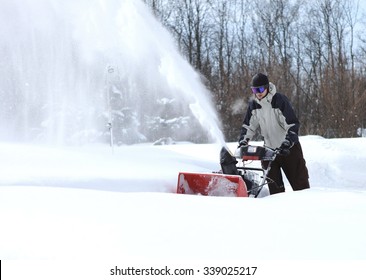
xmin=239 ymin=82 xmax=300 ymax=149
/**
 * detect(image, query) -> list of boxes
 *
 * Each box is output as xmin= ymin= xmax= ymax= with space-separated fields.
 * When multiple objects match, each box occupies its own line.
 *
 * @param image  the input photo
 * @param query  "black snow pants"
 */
xmin=262 ymin=142 xmax=310 ymax=195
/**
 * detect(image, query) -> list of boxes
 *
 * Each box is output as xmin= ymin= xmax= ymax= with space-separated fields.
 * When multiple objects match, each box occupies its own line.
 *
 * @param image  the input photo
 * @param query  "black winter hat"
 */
xmin=251 ymin=73 xmax=269 ymax=87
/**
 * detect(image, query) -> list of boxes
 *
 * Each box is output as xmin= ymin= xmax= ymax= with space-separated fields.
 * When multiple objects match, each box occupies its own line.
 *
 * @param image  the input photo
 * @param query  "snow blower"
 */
xmin=176 ymin=145 xmax=280 ymax=198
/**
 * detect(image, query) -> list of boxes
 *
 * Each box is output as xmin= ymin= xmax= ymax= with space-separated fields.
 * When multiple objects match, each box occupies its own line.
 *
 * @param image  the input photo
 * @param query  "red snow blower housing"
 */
xmin=177 ymin=145 xmax=280 ymax=198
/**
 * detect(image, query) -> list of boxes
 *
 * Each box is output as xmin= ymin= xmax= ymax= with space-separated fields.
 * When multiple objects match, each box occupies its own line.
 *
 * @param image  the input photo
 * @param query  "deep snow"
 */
xmin=1 ymin=136 xmax=366 ymax=262
xmin=1 ymin=1 xmax=366 ymax=279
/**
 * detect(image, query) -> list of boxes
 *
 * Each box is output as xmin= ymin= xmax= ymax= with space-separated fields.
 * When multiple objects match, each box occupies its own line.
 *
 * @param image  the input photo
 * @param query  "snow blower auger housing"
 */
xmin=177 ymin=172 xmax=248 ymax=197
xmin=176 ymin=145 xmax=280 ymax=198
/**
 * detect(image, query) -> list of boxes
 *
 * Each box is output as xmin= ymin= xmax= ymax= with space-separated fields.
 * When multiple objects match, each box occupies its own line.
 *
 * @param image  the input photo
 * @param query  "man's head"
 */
xmin=251 ymin=73 xmax=269 ymax=100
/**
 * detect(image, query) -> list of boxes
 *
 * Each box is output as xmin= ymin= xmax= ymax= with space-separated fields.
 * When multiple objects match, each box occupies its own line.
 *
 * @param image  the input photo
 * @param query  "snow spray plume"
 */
xmin=0 ymin=0 xmax=225 ymax=145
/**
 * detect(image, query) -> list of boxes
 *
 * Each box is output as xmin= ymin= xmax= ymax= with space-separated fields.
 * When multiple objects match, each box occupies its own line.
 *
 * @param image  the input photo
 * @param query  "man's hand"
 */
xmin=238 ymin=138 xmax=249 ymax=148
xmin=279 ymin=139 xmax=291 ymax=156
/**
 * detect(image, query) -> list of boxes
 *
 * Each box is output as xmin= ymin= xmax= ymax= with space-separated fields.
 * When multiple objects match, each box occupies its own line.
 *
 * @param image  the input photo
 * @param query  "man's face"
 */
xmin=251 ymin=86 xmax=267 ymax=100
xmin=255 ymin=88 xmax=267 ymax=100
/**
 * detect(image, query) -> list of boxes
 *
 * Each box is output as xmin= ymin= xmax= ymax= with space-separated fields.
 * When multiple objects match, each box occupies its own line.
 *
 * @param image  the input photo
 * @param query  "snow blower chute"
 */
xmin=176 ymin=145 xmax=280 ymax=198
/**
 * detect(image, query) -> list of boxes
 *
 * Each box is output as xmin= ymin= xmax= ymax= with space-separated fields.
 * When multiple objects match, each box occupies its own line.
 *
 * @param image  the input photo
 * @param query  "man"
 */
xmin=238 ymin=73 xmax=310 ymax=194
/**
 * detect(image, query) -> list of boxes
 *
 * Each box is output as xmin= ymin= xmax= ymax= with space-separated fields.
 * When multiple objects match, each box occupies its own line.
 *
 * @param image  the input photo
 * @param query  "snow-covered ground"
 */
xmin=2 ymin=1 xmax=366 ymax=279
xmin=1 ymin=135 xmax=366 ymax=261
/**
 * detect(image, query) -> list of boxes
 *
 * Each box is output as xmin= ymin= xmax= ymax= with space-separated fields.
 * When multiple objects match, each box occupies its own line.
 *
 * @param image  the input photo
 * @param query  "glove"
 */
xmin=238 ymin=138 xmax=249 ymax=148
xmin=279 ymin=139 xmax=291 ymax=156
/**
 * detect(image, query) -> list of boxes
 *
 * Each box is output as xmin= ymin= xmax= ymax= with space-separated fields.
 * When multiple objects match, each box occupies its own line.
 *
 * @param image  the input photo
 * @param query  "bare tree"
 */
xmin=141 ymin=0 xmax=366 ymax=141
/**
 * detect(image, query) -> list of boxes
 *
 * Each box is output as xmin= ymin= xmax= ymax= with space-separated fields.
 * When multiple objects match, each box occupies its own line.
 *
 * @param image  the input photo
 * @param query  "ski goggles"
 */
xmin=251 ymin=86 xmax=267 ymax=94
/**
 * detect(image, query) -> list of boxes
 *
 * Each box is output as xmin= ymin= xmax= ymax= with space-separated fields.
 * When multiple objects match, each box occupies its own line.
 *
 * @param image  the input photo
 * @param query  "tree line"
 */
xmin=142 ymin=0 xmax=366 ymax=141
